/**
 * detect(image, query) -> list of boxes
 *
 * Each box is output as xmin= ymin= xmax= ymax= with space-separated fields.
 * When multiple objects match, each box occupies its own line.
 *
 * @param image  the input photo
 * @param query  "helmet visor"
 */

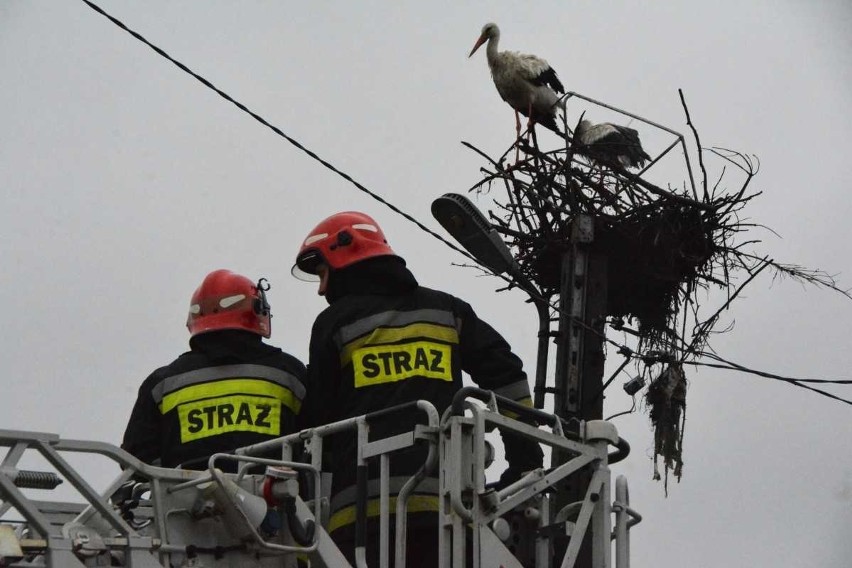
xmin=291 ymin=250 xmax=323 ymax=282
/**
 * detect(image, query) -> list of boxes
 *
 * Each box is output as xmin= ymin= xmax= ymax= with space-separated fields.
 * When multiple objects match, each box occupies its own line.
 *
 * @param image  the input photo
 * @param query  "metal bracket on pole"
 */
xmin=555 ymin=214 xmax=594 ymax=418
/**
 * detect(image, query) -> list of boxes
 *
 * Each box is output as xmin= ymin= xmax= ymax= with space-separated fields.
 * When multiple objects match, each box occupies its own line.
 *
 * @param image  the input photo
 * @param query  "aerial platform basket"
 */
xmin=0 ymin=391 xmax=639 ymax=567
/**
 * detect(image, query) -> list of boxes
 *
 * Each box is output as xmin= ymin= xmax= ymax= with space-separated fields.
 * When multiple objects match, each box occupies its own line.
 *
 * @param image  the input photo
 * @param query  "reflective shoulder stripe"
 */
xmin=328 ymin=495 xmax=440 ymax=535
xmin=340 ymin=323 xmax=459 ymax=368
xmin=490 ymin=380 xmax=534 ymax=418
xmin=500 ymin=396 xmax=533 ymax=419
xmin=159 ymin=378 xmax=301 ymax=415
xmin=335 ymin=309 xmax=458 ymax=349
xmin=481 ymin=381 xmax=533 ymax=419
xmin=151 ymin=364 xmax=305 ymax=405
xmin=492 ymin=380 xmax=533 ymax=402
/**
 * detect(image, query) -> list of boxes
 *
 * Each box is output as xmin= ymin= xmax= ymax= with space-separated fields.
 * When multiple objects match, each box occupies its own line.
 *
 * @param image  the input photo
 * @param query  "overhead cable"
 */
xmin=80 ymin=0 xmax=476 ymax=265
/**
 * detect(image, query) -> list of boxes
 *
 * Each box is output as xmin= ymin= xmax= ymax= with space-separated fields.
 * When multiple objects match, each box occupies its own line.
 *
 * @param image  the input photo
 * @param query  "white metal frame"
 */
xmin=0 ymin=397 xmax=640 ymax=567
xmin=438 ymin=391 xmax=637 ymax=568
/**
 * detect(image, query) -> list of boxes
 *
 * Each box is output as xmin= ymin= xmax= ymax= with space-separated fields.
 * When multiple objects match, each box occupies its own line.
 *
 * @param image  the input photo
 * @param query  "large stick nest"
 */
xmin=464 ymin=118 xmax=755 ymax=352
xmin=462 ymin=93 xmax=847 ymax=489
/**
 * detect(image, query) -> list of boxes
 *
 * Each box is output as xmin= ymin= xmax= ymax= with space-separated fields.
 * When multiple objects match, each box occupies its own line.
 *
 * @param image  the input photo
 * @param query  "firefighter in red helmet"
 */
xmin=122 ymin=269 xmax=306 ymax=470
xmin=294 ymin=212 xmax=543 ymax=567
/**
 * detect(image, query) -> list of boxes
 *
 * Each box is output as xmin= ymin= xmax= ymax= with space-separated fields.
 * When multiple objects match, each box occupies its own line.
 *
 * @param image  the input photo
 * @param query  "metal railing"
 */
xmin=440 ymin=388 xmax=637 ymax=568
xmin=0 ymin=394 xmax=640 ymax=567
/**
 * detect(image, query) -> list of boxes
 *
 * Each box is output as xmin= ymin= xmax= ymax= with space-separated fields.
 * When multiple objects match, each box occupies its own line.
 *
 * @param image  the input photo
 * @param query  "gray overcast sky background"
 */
xmin=2 ymin=1 xmax=851 ymax=566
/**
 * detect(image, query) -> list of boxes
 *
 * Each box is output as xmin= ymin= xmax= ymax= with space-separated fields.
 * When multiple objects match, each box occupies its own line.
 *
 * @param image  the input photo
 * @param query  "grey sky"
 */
xmin=1 ymin=1 xmax=851 ymax=566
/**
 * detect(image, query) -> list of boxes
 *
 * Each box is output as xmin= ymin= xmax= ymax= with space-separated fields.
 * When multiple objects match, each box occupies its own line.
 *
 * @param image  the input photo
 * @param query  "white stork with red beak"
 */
xmin=469 ymin=22 xmax=565 ymax=138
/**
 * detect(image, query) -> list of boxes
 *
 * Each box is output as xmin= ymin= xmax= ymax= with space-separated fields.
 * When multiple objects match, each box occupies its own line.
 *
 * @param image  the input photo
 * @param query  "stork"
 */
xmin=468 ymin=22 xmax=565 ymax=139
xmin=574 ymin=119 xmax=652 ymax=170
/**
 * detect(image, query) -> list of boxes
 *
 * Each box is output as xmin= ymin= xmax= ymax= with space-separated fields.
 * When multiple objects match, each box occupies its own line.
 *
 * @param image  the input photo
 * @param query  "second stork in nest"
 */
xmin=574 ymin=119 xmax=652 ymax=170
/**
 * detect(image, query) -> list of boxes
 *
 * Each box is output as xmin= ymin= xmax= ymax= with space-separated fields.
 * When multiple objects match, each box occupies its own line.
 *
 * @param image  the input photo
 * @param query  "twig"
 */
xmin=679 ymin=88 xmax=709 ymax=202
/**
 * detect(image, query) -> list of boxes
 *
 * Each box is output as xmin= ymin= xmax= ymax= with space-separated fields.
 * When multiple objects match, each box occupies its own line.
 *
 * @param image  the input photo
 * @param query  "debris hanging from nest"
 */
xmin=646 ymin=363 xmax=687 ymax=495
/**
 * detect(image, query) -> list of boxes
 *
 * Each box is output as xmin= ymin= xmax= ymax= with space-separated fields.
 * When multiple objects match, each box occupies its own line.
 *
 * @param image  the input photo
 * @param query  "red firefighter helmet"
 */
xmin=292 ymin=211 xmax=398 ymax=281
xmin=186 ymin=269 xmax=271 ymax=338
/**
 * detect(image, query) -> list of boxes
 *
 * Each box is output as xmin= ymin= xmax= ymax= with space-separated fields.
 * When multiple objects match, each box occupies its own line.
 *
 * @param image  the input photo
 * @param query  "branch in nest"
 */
xmin=679 ymin=88 xmax=709 ymax=202
xmin=734 ymin=252 xmax=852 ymax=300
xmin=684 ymin=257 xmax=772 ymax=357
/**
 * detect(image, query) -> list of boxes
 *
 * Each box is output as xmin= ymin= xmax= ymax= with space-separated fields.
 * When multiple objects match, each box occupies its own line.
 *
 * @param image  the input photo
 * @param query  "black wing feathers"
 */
xmin=532 ymin=66 xmax=564 ymax=93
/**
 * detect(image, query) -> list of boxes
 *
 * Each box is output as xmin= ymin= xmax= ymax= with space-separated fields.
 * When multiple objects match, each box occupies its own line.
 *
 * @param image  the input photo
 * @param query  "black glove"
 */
xmin=500 ymin=430 xmax=543 ymax=486
xmin=498 ymin=466 xmax=527 ymax=487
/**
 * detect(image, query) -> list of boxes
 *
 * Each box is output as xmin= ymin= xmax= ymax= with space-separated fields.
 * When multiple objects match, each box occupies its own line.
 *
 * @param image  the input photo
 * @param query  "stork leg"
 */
xmin=526 ymin=102 xmax=542 ymax=167
xmin=526 ymin=102 xmax=535 ymax=144
xmin=513 ymin=110 xmax=522 ymax=164
xmin=530 ymin=124 xmax=542 ymax=169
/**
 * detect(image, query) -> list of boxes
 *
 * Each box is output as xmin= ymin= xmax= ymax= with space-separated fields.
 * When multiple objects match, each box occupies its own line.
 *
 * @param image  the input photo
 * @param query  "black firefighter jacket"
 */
xmin=299 ymin=257 xmax=543 ymax=536
xmin=122 ymin=330 xmax=306 ymax=469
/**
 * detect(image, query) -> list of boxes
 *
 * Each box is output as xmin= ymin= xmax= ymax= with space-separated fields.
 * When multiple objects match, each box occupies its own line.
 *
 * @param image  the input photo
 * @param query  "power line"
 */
xmin=696 ymin=352 xmax=852 ymax=384
xmin=687 ymin=354 xmax=852 ymax=406
xmin=79 ymin=0 xmax=852 ymax=409
xmin=79 ymin=0 xmax=476 ymax=266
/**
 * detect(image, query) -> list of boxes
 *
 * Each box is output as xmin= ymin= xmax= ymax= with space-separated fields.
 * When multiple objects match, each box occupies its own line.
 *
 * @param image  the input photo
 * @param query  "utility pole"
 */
xmin=552 ymin=215 xmax=607 ymax=421
xmin=552 ymin=214 xmax=608 ymax=567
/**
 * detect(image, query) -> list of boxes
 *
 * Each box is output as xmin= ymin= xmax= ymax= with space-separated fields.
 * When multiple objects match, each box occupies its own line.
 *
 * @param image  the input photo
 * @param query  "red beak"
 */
xmin=468 ymin=34 xmax=487 ymax=58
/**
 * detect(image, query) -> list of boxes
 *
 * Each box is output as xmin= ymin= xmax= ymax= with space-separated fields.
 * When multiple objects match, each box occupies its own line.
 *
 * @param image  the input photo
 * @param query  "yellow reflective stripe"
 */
xmin=159 ymin=378 xmax=301 ymax=415
xmin=328 ymin=495 xmax=440 ymax=534
xmin=340 ymin=322 xmax=459 ymax=367
xmin=353 ymin=342 xmax=453 ymax=387
xmin=501 ymin=396 xmax=533 ymax=419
